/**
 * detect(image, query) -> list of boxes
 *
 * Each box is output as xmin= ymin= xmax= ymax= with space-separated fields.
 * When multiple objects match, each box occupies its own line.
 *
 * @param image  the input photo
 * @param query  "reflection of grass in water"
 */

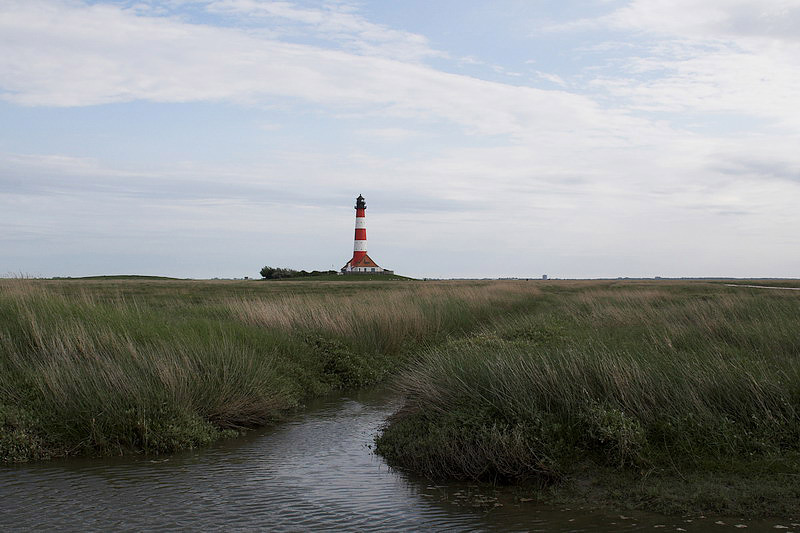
xmin=0 ymin=278 xmax=538 ymax=463
xmin=376 ymin=281 xmax=800 ymax=516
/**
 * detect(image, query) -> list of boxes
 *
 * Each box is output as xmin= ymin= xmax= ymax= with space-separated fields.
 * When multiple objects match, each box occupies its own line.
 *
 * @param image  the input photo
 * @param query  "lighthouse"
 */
xmin=341 ymin=194 xmax=392 ymax=274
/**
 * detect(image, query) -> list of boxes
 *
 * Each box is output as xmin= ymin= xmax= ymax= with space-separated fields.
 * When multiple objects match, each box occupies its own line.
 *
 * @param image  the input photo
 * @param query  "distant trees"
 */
xmin=259 ymin=266 xmax=297 ymax=279
xmin=259 ymin=266 xmax=338 ymax=280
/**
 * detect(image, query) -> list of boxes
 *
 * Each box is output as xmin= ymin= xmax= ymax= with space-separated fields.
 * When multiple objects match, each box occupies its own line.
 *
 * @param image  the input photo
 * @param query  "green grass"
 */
xmin=265 ymin=273 xmax=415 ymax=281
xmin=724 ymin=279 xmax=800 ymax=288
xmin=0 ymin=278 xmax=537 ymax=463
xmin=51 ymin=275 xmax=186 ymax=280
xmin=375 ymin=280 xmax=800 ymax=517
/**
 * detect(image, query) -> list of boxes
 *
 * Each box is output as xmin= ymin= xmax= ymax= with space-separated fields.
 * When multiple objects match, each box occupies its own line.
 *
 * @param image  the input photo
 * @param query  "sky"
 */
xmin=1 ymin=0 xmax=799 ymax=279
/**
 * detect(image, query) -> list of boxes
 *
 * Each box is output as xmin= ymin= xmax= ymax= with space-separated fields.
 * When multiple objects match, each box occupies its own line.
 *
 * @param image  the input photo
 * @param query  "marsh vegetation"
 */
xmin=376 ymin=281 xmax=800 ymax=516
xmin=2 ymin=277 xmax=799 ymax=516
xmin=0 ymin=278 xmax=535 ymax=462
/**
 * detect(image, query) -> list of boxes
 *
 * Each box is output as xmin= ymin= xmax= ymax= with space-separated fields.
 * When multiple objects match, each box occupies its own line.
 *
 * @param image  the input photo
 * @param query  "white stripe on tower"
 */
xmin=352 ymin=194 xmax=367 ymax=263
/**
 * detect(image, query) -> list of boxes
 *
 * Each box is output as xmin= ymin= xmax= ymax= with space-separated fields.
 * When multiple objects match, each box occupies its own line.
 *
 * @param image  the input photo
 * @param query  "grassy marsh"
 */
xmin=375 ymin=280 xmax=800 ymax=516
xmin=4 ymin=277 xmax=800 ymax=516
xmin=0 ymin=278 xmax=537 ymax=462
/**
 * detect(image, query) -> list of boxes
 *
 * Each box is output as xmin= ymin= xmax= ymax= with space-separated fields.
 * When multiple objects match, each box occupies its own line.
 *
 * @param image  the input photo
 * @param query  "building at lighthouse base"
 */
xmin=341 ymin=254 xmax=393 ymax=275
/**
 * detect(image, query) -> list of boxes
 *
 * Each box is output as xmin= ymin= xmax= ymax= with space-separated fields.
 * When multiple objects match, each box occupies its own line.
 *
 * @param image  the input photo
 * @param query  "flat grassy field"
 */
xmin=2 ymin=277 xmax=799 ymax=517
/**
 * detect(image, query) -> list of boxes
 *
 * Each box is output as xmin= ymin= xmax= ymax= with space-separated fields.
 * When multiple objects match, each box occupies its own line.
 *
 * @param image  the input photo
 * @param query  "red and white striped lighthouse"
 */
xmin=353 ymin=194 xmax=368 ymax=264
xmin=341 ymin=194 xmax=391 ymax=274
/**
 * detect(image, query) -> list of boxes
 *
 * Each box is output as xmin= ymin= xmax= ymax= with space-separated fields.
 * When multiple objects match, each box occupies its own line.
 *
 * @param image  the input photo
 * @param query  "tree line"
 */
xmin=259 ymin=266 xmax=338 ymax=279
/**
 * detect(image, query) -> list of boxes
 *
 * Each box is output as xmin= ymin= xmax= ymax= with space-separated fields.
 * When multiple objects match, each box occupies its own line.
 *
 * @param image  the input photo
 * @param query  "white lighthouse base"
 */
xmin=343 ymin=265 xmax=392 ymax=274
xmin=340 ymin=254 xmax=393 ymax=275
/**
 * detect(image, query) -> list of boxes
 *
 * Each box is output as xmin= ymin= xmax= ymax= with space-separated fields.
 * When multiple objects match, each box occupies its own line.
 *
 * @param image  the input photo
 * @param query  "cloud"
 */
xmin=204 ymin=0 xmax=445 ymax=62
xmin=535 ymin=71 xmax=567 ymax=86
xmin=354 ymin=127 xmax=427 ymax=141
xmin=585 ymin=0 xmax=800 ymax=128
xmin=0 ymin=0 xmax=626 ymax=142
xmin=609 ymin=0 xmax=800 ymax=41
xmin=713 ymin=156 xmax=800 ymax=183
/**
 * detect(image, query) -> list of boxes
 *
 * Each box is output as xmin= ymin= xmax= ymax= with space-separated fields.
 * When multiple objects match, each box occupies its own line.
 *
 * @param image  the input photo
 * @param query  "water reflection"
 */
xmin=0 ymin=390 xmax=790 ymax=532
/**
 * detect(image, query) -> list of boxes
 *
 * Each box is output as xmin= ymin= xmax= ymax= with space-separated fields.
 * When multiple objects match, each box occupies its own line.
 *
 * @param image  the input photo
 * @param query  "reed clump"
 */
xmin=376 ymin=281 xmax=800 ymax=514
xmin=0 ymin=278 xmax=538 ymax=462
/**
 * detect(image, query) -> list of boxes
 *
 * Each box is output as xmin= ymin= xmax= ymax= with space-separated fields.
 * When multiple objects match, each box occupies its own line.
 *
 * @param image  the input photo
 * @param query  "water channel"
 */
xmin=0 ymin=389 xmax=792 ymax=532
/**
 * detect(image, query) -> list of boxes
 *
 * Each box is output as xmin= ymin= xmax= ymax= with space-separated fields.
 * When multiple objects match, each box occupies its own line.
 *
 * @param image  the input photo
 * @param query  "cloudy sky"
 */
xmin=1 ymin=0 xmax=799 ymax=279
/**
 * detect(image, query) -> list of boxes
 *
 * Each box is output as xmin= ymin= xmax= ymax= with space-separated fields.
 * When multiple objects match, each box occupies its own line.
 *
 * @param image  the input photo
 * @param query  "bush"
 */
xmin=259 ymin=266 xmax=299 ymax=279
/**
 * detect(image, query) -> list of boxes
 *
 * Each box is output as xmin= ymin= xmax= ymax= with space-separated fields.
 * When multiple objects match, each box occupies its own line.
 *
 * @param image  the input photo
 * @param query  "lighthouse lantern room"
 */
xmin=341 ymin=194 xmax=392 ymax=275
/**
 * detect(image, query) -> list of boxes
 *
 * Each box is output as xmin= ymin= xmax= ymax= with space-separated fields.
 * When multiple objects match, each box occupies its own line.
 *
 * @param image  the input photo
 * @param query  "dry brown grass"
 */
xmin=228 ymin=281 xmax=539 ymax=353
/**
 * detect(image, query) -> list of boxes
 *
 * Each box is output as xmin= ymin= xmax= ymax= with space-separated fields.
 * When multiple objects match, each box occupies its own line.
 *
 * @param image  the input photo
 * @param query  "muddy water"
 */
xmin=0 ymin=390 xmax=792 ymax=532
